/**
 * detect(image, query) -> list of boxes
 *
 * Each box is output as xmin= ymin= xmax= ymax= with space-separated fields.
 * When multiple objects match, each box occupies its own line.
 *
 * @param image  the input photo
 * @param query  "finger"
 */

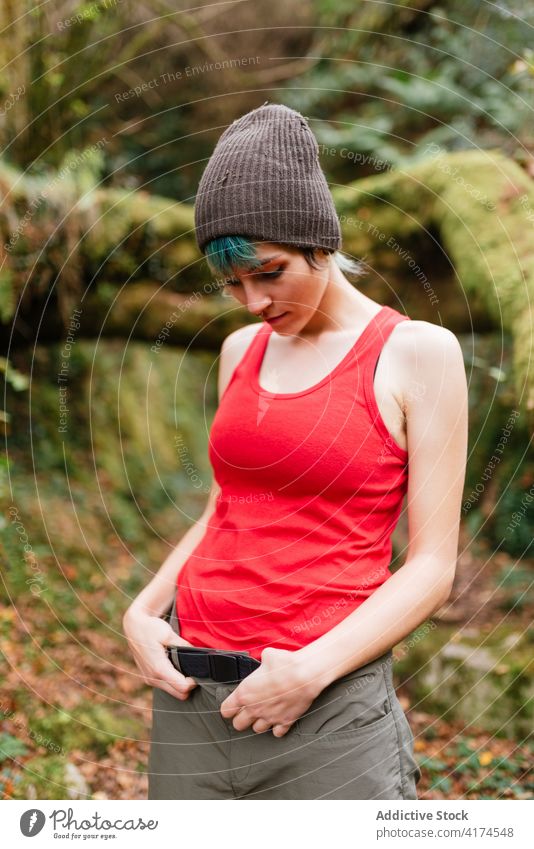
xmin=252 ymin=718 xmax=272 ymax=734
xmin=220 ymin=696 xmax=241 ymax=718
xmin=150 ymin=667 xmax=198 ymax=697
xmin=151 ymin=681 xmax=194 ymax=701
xmin=178 ymin=676 xmax=198 ymax=691
xmin=171 ymin=669 xmax=198 ymax=687
xmin=150 ymin=670 xmax=197 ymax=690
xmin=163 ymin=664 xmax=198 ymax=689
xmin=232 ymin=709 xmax=255 ymax=732
xmin=162 ymin=654 xmax=199 ymax=692
xmin=272 ymin=724 xmax=292 ymax=737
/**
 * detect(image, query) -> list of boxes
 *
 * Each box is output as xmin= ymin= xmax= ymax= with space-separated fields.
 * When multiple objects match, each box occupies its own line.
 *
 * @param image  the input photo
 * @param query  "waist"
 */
xmin=175 ymin=576 xmax=391 ymax=661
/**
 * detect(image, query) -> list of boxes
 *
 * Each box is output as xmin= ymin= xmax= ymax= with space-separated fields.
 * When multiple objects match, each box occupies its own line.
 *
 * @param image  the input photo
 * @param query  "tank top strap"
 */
xmin=231 ymin=322 xmax=270 ymax=382
xmin=360 ymin=305 xmax=411 ymax=393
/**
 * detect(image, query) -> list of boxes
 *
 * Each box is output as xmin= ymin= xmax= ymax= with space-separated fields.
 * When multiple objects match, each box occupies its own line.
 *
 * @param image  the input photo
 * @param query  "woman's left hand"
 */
xmin=219 ymin=646 xmax=324 ymax=737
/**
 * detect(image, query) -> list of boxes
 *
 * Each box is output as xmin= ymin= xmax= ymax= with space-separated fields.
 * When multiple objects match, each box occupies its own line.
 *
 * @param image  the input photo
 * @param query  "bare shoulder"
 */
xmin=387 ymin=319 xmax=467 ymax=405
xmin=218 ymin=322 xmax=263 ymax=400
xmin=391 ymin=318 xmax=464 ymax=358
xmin=220 ymin=322 xmax=263 ymax=368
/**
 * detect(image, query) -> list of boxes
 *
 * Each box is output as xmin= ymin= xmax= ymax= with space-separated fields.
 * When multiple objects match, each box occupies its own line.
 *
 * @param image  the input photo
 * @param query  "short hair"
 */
xmin=204 ymin=235 xmax=366 ymax=280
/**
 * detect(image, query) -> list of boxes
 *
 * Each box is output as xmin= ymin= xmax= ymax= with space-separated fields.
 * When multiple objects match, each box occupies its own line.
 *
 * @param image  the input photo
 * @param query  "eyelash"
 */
xmin=223 ymin=268 xmax=283 ymax=287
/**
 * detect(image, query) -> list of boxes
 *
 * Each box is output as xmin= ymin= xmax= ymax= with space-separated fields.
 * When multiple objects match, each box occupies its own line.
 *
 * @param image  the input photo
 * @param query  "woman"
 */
xmin=123 ymin=103 xmax=468 ymax=800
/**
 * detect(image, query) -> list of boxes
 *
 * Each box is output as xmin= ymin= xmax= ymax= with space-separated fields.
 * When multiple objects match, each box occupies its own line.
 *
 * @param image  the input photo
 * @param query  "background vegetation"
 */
xmin=0 ymin=0 xmax=532 ymax=800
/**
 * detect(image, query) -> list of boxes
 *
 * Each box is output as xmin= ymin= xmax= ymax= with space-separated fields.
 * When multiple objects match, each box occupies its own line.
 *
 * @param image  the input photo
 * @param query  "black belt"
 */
xmin=166 ymin=645 xmax=261 ymax=683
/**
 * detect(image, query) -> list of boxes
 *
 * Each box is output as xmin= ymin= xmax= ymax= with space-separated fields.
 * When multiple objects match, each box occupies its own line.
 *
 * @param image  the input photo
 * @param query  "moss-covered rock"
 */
xmin=1 ymin=338 xmax=219 ymax=620
xmin=84 ymin=281 xmax=246 ymax=349
xmin=456 ymin=332 xmax=533 ymax=554
xmin=2 ymin=149 xmax=534 ymax=415
xmin=336 ymin=149 xmax=534 ymax=412
xmin=394 ymin=623 xmax=533 ymax=738
xmin=7 ymin=338 xmax=217 ymax=511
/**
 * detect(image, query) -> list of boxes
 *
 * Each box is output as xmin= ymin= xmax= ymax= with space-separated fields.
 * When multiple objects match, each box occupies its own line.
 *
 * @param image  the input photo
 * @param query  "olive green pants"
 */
xmin=148 ymin=601 xmax=421 ymax=800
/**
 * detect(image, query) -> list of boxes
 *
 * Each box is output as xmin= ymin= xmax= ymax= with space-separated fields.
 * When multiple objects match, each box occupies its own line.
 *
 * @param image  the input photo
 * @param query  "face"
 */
xmin=217 ymin=243 xmax=331 ymax=334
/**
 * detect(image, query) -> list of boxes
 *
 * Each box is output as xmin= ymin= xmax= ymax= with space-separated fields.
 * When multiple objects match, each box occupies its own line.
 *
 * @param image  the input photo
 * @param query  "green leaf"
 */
xmin=0 ymin=733 xmax=29 ymax=763
xmin=420 ymin=756 xmax=447 ymax=772
xmin=430 ymin=776 xmax=452 ymax=792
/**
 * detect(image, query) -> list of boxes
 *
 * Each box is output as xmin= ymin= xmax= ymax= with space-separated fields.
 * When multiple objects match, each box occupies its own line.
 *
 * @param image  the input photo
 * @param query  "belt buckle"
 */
xmin=208 ymin=652 xmax=240 ymax=683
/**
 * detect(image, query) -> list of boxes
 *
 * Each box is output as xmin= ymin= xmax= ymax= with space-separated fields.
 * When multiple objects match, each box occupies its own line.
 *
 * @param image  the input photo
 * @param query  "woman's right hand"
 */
xmin=123 ymin=606 xmax=199 ymax=701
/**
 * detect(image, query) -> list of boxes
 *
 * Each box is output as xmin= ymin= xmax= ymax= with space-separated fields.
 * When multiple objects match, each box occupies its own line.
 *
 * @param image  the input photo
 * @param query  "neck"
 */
xmin=297 ymin=264 xmax=379 ymax=339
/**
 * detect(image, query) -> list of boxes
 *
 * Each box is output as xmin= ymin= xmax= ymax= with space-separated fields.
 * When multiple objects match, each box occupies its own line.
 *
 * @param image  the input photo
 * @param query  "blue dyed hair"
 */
xmin=205 ymin=236 xmax=264 ymax=277
xmin=205 ymin=235 xmax=330 ymax=278
xmin=204 ymin=235 xmax=367 ymax=284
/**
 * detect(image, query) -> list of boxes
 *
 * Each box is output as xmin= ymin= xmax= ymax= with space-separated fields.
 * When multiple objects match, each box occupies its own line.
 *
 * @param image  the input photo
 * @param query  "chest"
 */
xmin=257 ymin=336 xmax=408 ymax=454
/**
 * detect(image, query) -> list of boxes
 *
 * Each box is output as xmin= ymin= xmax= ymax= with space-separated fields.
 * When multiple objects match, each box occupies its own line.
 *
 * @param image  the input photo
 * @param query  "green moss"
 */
xmin=29 ymin=702 xmax=144 ymax=758
xmin=335 ymin=149 xmax=534 ymax=413
xmin=3 ymin=149 xmax=534 ymax=409
xmin=395 ymin=624 xmax=533 ymax=738
xmin=11 ymin=754 xmax=68 ymax=800
xmin=455 ymin=332 xmax=533 ymax=553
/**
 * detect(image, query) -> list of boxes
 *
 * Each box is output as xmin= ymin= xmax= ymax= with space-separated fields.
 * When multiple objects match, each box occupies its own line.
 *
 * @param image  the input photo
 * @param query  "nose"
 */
xmin=246 ymin=294 xmax=272 ymax=317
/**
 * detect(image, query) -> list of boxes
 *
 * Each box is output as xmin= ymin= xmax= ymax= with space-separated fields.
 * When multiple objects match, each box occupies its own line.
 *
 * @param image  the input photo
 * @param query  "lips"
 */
xmin=264 ymin=311 xmax=288 ymax=323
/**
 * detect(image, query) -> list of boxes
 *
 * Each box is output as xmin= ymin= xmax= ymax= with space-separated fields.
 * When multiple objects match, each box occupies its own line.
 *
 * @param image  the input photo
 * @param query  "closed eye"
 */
xmin=222 ymin=267 xmax=283 ymax=287
xmin=257 ymin=269 xmax=283 ymax=279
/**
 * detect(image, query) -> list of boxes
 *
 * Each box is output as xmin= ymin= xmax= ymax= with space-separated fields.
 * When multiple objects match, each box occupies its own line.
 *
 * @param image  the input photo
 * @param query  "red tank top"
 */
xmin=175 ymin=304 xmax=411 ymax=660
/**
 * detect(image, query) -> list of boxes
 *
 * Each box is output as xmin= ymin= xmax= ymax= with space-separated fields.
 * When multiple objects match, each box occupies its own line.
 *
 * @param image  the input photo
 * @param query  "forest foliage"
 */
xmin=0 ymin=0 xmax=532 ymax=801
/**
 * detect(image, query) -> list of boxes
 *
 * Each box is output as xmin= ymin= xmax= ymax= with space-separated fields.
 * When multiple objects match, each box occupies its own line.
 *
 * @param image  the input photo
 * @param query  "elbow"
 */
xmin=405 ymin=552 xmax=458 ymax=614
xmin=433 ymin=589 xmax=452 ymax=615
xmin=431 ymin=572 xmax=456 ymax=614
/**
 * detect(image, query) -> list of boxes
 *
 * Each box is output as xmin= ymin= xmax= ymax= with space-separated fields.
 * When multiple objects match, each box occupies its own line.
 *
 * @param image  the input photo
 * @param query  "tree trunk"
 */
xmin=1 ymin=149 xmax=533 ymax=409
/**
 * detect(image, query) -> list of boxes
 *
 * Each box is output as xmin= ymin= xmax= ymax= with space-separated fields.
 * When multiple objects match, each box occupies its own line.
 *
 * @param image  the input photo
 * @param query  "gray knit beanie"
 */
xmin=194 ymin=102 xmax=342 ymax=253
